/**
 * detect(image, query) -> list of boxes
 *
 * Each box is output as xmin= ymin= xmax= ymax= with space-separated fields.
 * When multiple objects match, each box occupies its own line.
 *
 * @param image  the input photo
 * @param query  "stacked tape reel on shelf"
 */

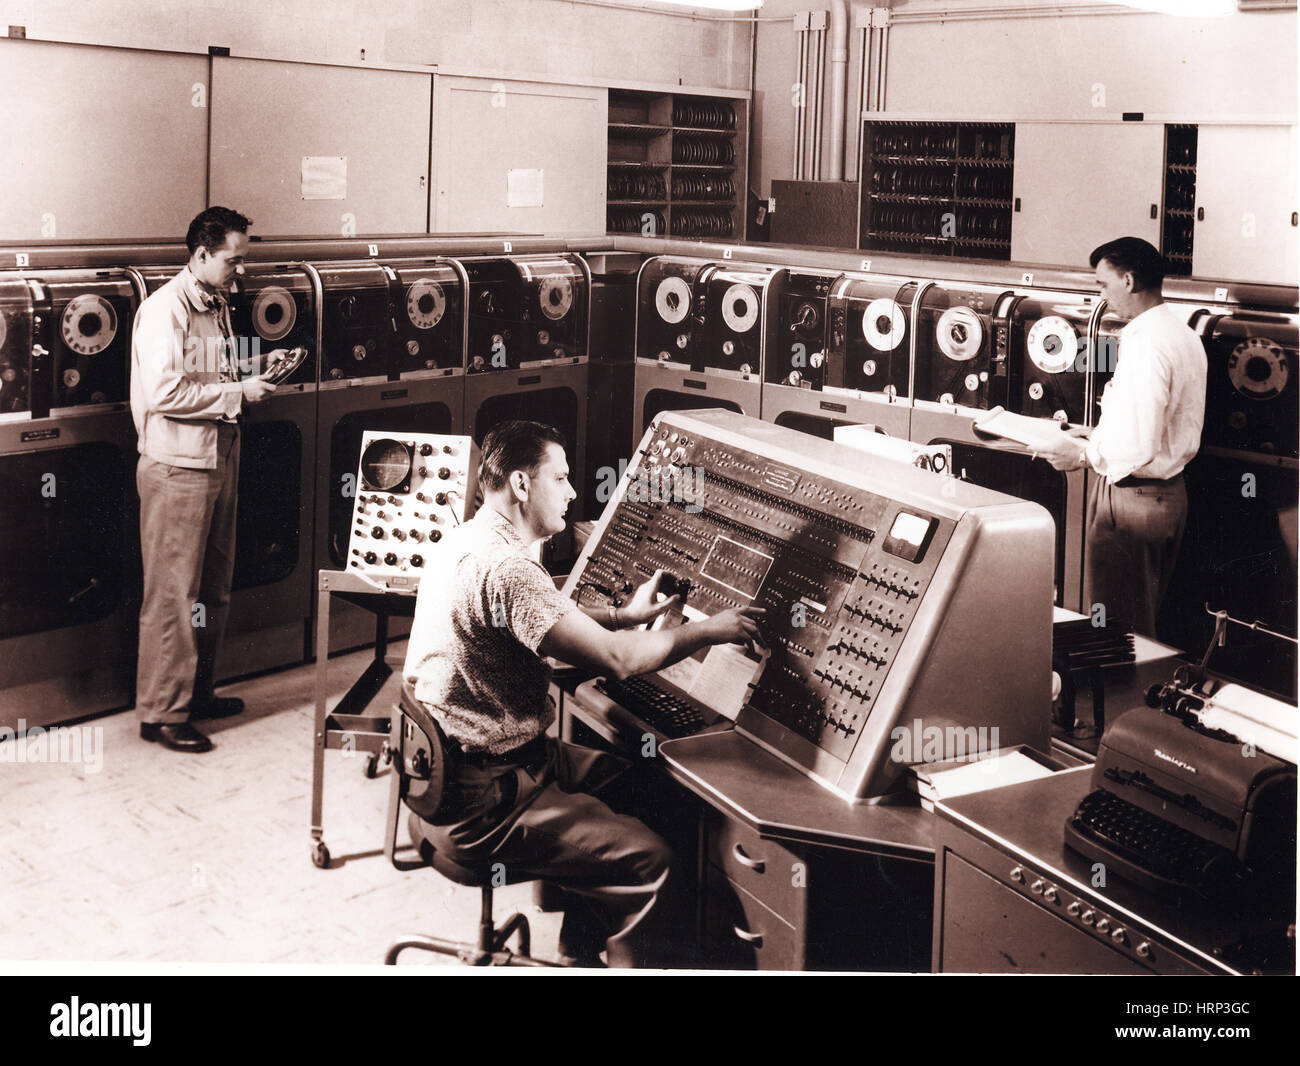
xmin=672 ymin=99 xmax=736 ymax=130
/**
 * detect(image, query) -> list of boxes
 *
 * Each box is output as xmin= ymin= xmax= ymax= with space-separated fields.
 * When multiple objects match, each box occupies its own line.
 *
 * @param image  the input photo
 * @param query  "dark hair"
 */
xmin=1089 ymin=236 xmax=1165 ymax=294
xmin=478 ymin=421 xmax=566 ymax=492
xmin=186 ymin=206 xmax=252 ymax=255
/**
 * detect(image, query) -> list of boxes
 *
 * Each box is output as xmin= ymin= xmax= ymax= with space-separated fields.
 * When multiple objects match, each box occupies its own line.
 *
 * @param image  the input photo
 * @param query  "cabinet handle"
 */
xmin=732 ymin=925 xmax=764 ymax=946
xmin=1150 ymin=203 xmax=1158 ymax=219
xmin=1014 ymin=197 xmax=1021 ymax=212
xmin=732 ymin=843 xmax=765 ymax=872
xmin=1197 ymin=206 xmax=1205 ymax=221
xmin=1292 ymin=212 xmax=1298 ymax=227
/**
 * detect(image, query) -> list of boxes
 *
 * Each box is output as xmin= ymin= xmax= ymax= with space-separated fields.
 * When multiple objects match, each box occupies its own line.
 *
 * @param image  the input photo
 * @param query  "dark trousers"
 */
xmin=1084 ymin=473 xmax=1187 ymax=639
xmin=135 ymin=423 xmax=240 ymax=723
xmin=409 ymin=737 xmax=675 ymax=968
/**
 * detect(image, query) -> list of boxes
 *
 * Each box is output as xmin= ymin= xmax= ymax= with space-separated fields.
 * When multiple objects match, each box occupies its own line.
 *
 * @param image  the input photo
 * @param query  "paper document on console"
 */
xmin=652 ymin=604 xmax=769 ymax=722
xmin=973 ymin=405 xmax=1086 ymax=452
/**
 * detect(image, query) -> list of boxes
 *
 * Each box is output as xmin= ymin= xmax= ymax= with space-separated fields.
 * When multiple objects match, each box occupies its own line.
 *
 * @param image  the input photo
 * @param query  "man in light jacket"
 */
xmin=130 ymin=206 xmax=280 ymax=752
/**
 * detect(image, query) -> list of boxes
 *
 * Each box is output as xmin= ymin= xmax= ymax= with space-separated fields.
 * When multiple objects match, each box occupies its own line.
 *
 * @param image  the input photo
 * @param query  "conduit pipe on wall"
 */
xmin=827 ymin=0 xmax=849 ymax=180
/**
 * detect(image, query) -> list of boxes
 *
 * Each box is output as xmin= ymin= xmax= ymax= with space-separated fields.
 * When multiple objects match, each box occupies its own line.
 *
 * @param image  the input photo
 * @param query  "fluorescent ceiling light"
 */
xmin=1112 ymin=0 xmax=1236 ymax=14
xmin=640 ymin=0 xmax=765 ymax=11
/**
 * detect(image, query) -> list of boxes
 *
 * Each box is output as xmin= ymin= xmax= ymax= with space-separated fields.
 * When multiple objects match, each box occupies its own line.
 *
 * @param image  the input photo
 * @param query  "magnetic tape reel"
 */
xmin=1026 ymin=315 xmax=1078 ymax=375
xmin=1228 ymin=337 xmax=1289 ymax=401
xmin=720 ymin=283 xmax=760 ymax=334
xmin=251 ymin=286 xmax=297 ymax=342
xmin=863 ymin=298 xmax=906 ymax=352
xmin=405 ymin=278 xmax=447 ymax=330
xmin=655 ymin=276 xmax=692 ymax=325
xmin=60 ymin=294 xmax=117 ymax=356
xmin=538 ymin=274 xmax=574 ymax=322
xmin=935 ymin=306 xmax=984 ymax=362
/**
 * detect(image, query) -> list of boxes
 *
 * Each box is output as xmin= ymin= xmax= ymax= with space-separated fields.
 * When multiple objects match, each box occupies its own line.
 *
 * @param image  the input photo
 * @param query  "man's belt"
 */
xmin=1113 ymin=471 xmax=1183 ymax=489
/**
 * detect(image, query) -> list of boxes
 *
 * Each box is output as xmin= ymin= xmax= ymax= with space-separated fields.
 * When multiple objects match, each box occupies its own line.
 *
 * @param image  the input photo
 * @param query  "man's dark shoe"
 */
xmin=140 ymin=722 xmax=214 ymax=753
xmin=188 ymin=696 xmax=245 ymax=721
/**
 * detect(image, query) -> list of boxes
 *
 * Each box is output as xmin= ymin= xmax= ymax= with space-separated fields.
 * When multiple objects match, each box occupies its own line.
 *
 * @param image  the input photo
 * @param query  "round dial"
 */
xmin=61 ymin=294 xmax=117 ymax=356
xmin=406 ymin=279 xmax=446 ymax=330
xmin=936 ymin=306 xmax=984 ymax=362
xmin=655 ymin=276 xmax=691 ymax=324
xmin=252 ymin=286 xmax=296 ymax=341
xmin=1228 ymin=337 xmax=1288 ymax=401
xmin=862 ymin=298 xmax=905 ymax=352
xmin=359 ymin=438 xmax=412 ymax=492
xmin=1026 ymin=315 xmax=1078 ymax=374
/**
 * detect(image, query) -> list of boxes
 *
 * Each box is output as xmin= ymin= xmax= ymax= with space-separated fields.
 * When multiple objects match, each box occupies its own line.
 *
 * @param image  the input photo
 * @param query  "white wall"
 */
xmin=751 ymin=0 xmax=1298 ymax=198
xmin=885 ymin=3 xmax=1296 ymax=121
xmin=0 ymin=0 xmax=751 ymax=91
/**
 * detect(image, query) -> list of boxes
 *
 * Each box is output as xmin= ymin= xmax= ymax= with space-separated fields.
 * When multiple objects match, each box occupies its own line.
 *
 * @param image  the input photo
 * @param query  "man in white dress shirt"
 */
xmin=1038 ymin=237 xmax=1207 ymax=637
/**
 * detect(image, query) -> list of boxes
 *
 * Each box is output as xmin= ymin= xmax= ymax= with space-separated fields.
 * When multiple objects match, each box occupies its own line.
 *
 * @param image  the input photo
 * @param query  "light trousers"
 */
xmin=1083 ymin=473 xmax=1187 ymax=639
xmin=135 ymin=423 xmax=240 ymax=723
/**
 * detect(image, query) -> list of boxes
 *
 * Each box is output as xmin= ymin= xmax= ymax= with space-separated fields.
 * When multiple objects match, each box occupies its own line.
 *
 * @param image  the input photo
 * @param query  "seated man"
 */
xmin=402 ymin=420 xmax=763 ymax=967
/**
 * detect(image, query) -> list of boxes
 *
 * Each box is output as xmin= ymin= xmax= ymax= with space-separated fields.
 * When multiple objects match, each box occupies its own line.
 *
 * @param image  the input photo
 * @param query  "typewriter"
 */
xmin=1064 ymin=674 xmax=1297 ymax=902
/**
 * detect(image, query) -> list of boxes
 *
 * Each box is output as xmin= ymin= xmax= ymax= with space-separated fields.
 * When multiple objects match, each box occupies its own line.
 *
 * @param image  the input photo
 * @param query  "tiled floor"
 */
xmin=0 ymin=647 xmax=559 ymax=968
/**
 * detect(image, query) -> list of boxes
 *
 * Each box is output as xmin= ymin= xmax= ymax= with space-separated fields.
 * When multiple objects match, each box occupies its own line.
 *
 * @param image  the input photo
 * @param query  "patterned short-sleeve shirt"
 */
xmin=402 ymin=507 xmax=576 ymax=755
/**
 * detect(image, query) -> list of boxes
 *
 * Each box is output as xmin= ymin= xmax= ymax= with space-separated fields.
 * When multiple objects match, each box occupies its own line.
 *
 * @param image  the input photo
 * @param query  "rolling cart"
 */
xmin=309 ymin=568 xmax=419 ymax=868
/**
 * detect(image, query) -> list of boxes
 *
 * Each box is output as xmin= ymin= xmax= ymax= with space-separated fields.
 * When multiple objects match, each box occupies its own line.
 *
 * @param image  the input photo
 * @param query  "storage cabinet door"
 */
xmin=1011 ymin=123 xmax=1164 ymax=268
xmin=433 ymin=77 xmax=606 ymax=235
xmin=210 ymin=58 xmax=432 ymax=236
xmin=1193 ymin=125 xmax=1298 ymax=286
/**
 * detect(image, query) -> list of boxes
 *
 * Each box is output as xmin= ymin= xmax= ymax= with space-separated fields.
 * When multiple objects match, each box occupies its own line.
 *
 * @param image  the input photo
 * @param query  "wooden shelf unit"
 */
xmin=607 ymin=89 xmax=748 ymax=239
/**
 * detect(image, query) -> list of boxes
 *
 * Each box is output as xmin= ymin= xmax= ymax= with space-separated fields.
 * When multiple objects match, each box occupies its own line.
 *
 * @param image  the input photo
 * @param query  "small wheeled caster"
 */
xmin=363 ymin=741 xmax=393 ymax=780
xmin=311 ymin=840 xmax=331 ymax=869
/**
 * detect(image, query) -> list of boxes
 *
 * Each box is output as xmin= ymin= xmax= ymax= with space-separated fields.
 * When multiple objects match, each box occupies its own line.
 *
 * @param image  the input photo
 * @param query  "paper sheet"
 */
xmin=507 ymin=168 xmax=544 ymax=208
xmin=1196 ymin=684 xmax=1298 ymax=765
xmin=301 ymin=156 xmax=347 ymax=200
xmin=920 ymin=751 xmax=1057 ymax=801
xmin=973 ymin=405 xmax=1086 ymax=451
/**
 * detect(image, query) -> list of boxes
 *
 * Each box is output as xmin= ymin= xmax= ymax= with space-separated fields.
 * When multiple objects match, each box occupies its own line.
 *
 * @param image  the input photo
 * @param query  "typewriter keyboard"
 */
xmin=1065 ymin=789 xmax=1240 ymax=899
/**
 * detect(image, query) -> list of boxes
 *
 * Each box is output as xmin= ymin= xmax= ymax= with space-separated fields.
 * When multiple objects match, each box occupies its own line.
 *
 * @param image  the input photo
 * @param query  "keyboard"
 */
xmin=1064 ymin=789 xmax=1241 ymax=900
xmin=594 ymin=675 xmax=708 ymax=740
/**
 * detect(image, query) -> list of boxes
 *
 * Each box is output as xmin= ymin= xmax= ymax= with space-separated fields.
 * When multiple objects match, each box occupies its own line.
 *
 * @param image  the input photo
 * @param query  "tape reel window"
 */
xmin=860 ymin=120 xmax=1015 ymax=261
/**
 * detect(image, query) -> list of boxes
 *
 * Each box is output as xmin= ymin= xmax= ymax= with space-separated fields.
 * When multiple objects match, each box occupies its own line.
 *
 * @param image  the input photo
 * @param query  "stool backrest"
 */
xmin=396 ymin=682 xmax=450 ymax=823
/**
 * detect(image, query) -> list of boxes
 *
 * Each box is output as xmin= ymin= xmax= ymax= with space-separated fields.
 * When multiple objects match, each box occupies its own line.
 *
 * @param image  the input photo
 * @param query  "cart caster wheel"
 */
xmin=311 ymin=841 xmax=331 ymax=869
xmin=363 ymin=753 xmax=380 ymax=779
